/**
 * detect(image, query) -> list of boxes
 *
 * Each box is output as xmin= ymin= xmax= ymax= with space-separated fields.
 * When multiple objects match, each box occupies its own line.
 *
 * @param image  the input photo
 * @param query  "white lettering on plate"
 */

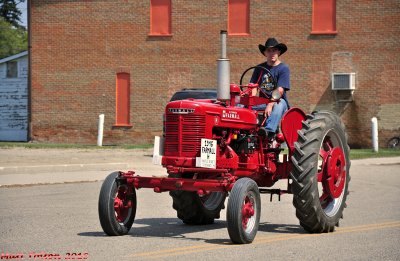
xmin=200 ymin=138 xmax=216 ymax=169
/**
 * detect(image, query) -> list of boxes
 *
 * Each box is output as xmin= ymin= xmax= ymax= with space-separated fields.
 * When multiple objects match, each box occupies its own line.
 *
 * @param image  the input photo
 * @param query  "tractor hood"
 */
xmin=166 ymin=99 xmax=257 ymax=130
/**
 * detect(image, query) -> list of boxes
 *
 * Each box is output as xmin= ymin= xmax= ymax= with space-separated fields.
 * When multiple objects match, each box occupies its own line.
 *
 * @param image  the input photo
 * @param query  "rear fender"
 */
xmin=281 ymin=108 xmax=306 ymax=154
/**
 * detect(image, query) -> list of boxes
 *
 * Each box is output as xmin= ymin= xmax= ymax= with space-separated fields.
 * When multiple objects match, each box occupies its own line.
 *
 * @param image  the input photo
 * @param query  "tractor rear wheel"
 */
xmin=98 ymin=172 xmax=136 ymax=236
xmin=170 ymin=190 xmax=226 ymax=225
xmin=290 ymin=111 xmax=350 ymax=233
xmin=227 ymin=178 xmax=261 ymax=244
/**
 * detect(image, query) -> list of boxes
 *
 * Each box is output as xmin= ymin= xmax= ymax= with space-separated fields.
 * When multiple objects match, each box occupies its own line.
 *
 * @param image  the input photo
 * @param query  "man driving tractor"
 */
xmin=250 ymin=37 xmax=290 ymax=140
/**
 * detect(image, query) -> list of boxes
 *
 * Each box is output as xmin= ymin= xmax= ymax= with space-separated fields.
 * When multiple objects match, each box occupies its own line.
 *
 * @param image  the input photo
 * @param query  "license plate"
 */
xmin=199 ymin=138 xmax=216 ymax=169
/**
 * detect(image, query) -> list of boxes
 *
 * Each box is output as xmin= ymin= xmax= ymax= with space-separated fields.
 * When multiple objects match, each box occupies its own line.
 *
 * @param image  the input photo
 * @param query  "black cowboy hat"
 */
xmin=258 ymin=38 xmax=287 ymax=56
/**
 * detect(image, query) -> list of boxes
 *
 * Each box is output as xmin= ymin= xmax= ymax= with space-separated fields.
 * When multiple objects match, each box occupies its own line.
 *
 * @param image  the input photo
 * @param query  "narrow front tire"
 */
xmin=98 ymin=172 xmax=136 ymax=236
xmin=227 ymin=178 xmax=261 ymax=244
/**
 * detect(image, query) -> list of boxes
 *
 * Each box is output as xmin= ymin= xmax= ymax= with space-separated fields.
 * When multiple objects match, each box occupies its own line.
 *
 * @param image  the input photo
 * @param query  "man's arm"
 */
xmin=264 ymin=65 xmax=290 ymax=116
xmin=264 ymin=86 xmax=284 ymax=116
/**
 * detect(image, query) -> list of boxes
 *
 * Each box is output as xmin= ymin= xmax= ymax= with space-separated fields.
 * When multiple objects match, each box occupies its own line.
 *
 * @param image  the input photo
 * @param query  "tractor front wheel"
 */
xmin=227 ymin=178 xmax=261 ymax=244
xmin=98 ymin=172 xmax=137 ymax=236
xmin=290 ymin=111 xmax=350 ymax=233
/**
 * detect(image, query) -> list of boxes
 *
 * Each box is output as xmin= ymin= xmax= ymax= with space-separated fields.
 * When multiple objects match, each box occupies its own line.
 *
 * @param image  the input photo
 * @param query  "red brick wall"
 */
xmin=30 ymin=0 xmax=400 ymax=147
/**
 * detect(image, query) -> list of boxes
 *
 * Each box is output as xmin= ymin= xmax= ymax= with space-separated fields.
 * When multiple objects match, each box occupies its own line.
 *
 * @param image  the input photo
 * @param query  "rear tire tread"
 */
xmin=290 ymin=111 xmax=350 ymax=233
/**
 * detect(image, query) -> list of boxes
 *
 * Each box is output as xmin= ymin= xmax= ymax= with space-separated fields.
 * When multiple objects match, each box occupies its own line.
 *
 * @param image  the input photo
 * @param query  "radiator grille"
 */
xmin=164 ymin=114 xmax=206 ymax=157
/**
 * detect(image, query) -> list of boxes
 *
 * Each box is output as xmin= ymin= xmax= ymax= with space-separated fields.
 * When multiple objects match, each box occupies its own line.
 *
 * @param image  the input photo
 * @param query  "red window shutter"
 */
xmin=312 ymin=0 xmax=337 ymax=34
xmin=115 ymin=73 xmax=131 ymax=126
xmin=150 ymin=0 xmax=172 ymax=36
xmin=228 ymin=0 xmax=250 ymax=36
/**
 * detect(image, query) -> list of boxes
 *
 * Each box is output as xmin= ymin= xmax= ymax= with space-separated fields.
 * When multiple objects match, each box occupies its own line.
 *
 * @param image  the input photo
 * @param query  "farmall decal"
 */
xmin=222 ymin=110 xmax=240 ymax=120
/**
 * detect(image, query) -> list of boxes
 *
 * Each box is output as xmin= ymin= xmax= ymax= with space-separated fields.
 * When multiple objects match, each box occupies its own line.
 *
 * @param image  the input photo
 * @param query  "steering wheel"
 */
xmin=239 ymin=66 xmax=276 ymax=92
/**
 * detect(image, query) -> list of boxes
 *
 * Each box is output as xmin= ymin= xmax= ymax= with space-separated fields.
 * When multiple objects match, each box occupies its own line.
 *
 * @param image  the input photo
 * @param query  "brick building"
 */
xmin=28 ymin=0 xmax=400 ymax=147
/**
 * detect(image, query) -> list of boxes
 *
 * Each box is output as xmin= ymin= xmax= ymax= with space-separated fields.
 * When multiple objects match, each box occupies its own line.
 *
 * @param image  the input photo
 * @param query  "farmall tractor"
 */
xmin=98 ymin=31 xmax=350 ymax=244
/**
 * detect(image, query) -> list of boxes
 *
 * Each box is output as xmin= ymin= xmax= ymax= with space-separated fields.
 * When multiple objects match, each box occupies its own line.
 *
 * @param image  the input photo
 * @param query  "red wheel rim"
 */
xmin=242 ymin=196 xmax=255 ymax=230
xmin=114 ymin=185 xmax=132 ymax=223
xmin=326 ymin=147 xmax=346 ymax=198
xmin=317 ymin=137 xmax=347 ymax=209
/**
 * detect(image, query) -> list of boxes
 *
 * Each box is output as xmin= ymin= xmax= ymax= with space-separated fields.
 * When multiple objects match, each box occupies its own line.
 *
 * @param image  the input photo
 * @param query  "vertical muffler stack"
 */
xmin=217 ymin=30 xmax=230 ymax=101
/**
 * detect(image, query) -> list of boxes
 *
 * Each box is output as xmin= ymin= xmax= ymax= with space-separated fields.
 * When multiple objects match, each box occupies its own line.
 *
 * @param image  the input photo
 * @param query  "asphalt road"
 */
xmin=0 ymin=163 xmax=399 ymax=260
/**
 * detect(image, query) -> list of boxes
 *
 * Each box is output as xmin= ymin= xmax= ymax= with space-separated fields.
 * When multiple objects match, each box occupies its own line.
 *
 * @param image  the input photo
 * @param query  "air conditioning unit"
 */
xmin=332 ymin=73 xmax=355 ymax=90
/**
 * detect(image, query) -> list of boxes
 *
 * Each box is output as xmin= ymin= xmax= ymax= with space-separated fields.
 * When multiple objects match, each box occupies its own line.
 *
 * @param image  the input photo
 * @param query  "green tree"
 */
xmin=0 ymin=0 xmax=25 ymax=29
xmin=0 ymin=17 xmax=27 ymax=59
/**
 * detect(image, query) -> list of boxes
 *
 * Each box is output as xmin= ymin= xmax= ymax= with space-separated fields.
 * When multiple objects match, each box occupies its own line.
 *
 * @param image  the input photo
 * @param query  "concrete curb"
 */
xmin=1 ymin=157 xmax=398 ymax=175
xmin=0 ymin=162 xmax=131 ymax=175
xmin=350 ymin=157 xmax=400 ymax=166
xmin=0 ymin=170 xmax=112 ymax=187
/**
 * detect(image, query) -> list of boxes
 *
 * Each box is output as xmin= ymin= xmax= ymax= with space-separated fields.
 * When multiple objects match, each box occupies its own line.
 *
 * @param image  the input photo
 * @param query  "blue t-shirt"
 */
xmin=250 ymin=62 xmax=290 ymax=104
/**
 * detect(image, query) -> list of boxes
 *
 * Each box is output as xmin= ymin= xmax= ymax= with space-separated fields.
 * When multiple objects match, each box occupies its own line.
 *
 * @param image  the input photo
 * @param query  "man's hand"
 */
xmin=264 ymin=102 xmax=275 ymax=117
xmin=265 ymin=87 xmax=284 ymax=116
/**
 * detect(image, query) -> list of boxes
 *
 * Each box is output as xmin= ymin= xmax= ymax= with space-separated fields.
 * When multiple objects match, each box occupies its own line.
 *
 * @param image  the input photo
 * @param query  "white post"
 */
xmin=152 ymin=136 xmax=164 ymax=165
xmin=97 ymin=114 xmax=105 ymax=147
xmin=371 ymin=117 xmax=378 ymax=152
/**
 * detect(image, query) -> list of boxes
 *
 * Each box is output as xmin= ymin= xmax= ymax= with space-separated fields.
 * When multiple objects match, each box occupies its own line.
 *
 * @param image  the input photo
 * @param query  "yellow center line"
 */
xmin=133 ymin=244 xmax=224 ymax=257
xmin=129 ymin=221 xmax=400 ymax=259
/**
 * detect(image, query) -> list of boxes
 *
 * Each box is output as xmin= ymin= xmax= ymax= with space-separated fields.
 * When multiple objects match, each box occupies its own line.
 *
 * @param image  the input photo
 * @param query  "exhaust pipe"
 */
xmin=217 ymin=30 xmax=230 ymax=101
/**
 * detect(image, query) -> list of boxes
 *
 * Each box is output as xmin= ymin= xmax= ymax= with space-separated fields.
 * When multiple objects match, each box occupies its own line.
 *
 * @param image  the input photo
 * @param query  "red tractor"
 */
xmin=98 ymin=31 xmax=350 ymax=244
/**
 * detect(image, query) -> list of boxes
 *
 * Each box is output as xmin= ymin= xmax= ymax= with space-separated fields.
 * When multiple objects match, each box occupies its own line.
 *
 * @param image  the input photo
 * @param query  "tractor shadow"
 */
xmin=130 ymin=218 xmax=229 ymax=243
xmin=78 ymin=218 xmax=229 ymax=244
xmin=258 ymin=222 xmax=305 ymax=234
xmin=78 ymin=218 xmax=305 ymax=245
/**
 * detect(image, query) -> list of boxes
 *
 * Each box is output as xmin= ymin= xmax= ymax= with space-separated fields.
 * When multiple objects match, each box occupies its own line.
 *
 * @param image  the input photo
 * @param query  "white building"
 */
xmin=0 ymin=51 xmax=29 ymax=141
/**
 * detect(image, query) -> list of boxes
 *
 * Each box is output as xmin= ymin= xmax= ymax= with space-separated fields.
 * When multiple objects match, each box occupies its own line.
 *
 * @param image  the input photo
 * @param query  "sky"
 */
xmin=17 ymin=0 xmax=28 ymax=28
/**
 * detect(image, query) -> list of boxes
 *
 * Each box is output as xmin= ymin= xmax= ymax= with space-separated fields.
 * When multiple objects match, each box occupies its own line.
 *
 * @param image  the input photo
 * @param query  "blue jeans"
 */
xmin=251 ymin=99 xmax=288 ymax=133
